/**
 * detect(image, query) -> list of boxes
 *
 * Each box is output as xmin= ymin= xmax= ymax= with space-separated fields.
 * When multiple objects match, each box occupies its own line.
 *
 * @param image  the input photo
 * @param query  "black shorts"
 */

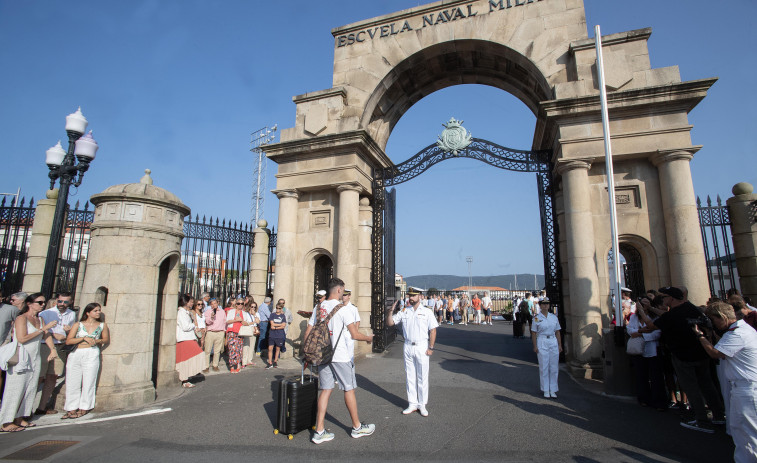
xmin=269 ymin=336 xmax=285 ymax=348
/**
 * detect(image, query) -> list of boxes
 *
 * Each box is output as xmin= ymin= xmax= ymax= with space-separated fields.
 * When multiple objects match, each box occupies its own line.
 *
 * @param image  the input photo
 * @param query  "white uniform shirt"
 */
xmin=531 ymin=312 xmax=561 ymax=336
xmin=40 ymin=308 xmax=76 ymax=344
xmin=392 ymin=304 xmax=439 ymax=344
xmin=307 ymin=299 xmax=360 ymax=363
xmin=714 ymin=319 xmax=757 ymax=382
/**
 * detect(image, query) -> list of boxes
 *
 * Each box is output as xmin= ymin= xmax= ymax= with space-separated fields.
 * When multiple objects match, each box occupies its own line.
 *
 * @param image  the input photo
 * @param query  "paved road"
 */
xmin=0 ymin=322 xmax=734 ymax=462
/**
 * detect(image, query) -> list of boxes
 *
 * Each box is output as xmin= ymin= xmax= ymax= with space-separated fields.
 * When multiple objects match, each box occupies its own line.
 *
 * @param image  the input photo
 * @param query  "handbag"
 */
xmin=0 ymin=340 xmax=20 ymax=369
xmin=238 ymin=324 xmax=254 ymax=337
xmin=626 ymin=336 xmax=644 ymax=355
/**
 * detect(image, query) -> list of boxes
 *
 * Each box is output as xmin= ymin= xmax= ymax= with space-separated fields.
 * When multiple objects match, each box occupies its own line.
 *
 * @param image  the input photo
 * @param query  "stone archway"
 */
xmin=264 ymin=0 xmax=714 ymax=377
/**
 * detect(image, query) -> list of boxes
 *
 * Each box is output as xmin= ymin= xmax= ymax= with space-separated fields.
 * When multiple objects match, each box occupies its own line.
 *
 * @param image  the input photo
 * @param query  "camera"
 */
xmin=686 ymin=314 xmax=713 ymax=330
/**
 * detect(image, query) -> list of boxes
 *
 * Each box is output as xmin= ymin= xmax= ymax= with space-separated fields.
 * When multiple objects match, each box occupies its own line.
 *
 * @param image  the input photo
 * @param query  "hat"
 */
xmin=407 ymin=288 xmax=421 ymax=296
xmin=344 ymin=289 xmax=352 ymax=295
xmin=316 ymin=290 xmax=326 ymax=297
xmin=538 ymin=297 xmax=550 ymax=304
xmin=620 ymin=287 xmax=632 ymax=293
xmin=658 ymin=286 xmax=684 ymax=300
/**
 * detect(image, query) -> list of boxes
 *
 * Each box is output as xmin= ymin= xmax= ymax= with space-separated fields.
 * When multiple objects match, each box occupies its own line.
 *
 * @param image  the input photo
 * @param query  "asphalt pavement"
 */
xmin=0 ymin=320 xmax=735 ymax=462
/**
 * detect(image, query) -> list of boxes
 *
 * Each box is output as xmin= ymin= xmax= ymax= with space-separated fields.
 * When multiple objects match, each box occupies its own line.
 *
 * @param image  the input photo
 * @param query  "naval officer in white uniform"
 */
xmin=386 ymin=289 xmax=438 ymax=417
xmin=531 ymin=297 xmax=562 ymax=398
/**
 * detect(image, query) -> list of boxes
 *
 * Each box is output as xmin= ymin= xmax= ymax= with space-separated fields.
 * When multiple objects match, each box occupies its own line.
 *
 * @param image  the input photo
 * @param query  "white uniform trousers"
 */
xmin=65 ymin=347 xmax=100 ymax=411
xmin=537 ymin=336 xmax=559 ymax=393
xmin=730 ymin=383 xmax=757 ymax=463
xmin=403 ymin=342 xmax=430 ymax=407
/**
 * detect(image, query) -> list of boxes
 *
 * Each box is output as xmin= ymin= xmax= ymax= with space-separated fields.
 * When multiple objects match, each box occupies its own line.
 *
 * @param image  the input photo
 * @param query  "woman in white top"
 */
xmin=626 ymin=298 xmax=666 ymax=409
xmin=175 ymin=294 xmax=204 ymax=388
xmin=241 ymin=300 xmax=259 ymax=368
xmin=0 ymin=293 xmax=57 ymax=432
xmin=191 ymin=299 xmax=206 ymax=348
xmin=62 ymin=302 xmax=110 ymax=419
xmin=531 ymin=297 xmax=562 ymax=399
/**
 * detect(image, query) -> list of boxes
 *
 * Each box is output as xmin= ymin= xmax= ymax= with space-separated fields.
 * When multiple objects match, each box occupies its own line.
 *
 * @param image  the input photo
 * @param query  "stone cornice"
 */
xmin=89 ymin=193 xmax=191 ymax=218
xmin=331 ymin=0 xmax=473 ymax=36
xmin=90 ymin=221 xmax=185 ymax=239
xmin=650 ymin=147 xmax=701 ymax=166
xmin=569 ymin=28 xmax=652 ymax=54
xmin=264 ymin=130 xmax=393 ymax=170
xmin=555 ymin=159 xmax=592 ymax=175
xmin=292 ymin=87 xmax=347 ymax=104
xmin=539 ymin=78 xmax=718 ymax=120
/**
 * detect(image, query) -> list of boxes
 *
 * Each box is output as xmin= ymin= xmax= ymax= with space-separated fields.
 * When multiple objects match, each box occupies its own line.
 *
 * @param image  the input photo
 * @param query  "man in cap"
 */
xmin=386 ymin=288 xmax=439 ymax=417
xmin=637 ymin=286 xmax=725 ymax=433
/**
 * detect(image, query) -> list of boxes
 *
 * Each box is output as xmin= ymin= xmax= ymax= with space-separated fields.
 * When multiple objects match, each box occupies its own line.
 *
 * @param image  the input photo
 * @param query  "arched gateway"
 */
xmin=264 ymin=0 xmax=715 ymax=378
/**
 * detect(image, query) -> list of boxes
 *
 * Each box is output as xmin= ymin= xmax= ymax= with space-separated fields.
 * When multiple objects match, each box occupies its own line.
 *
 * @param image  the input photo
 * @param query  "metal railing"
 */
xmin=697 ymin=195 xmax=736 ymax=299
xmin=179 ymin=215 xmax=254 ymax=304
xmin=54 ymin=201 xmax=94 ymax=298
xmin=0 ymin=196 xmax=35 ymax=297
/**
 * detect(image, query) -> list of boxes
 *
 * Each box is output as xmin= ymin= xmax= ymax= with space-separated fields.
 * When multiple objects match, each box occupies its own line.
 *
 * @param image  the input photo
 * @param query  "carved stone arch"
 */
xmin=301 ymin=248 xmax=335 ymax=303
xmin=359 ymin=39 xmax=552 ymax=150
xmin=600 ymin=235 xmax=660 ymax=301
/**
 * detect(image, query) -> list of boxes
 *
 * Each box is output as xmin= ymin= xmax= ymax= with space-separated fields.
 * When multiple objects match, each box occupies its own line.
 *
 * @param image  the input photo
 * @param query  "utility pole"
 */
xmin=466 ymin=256 xmax=473 ymax=297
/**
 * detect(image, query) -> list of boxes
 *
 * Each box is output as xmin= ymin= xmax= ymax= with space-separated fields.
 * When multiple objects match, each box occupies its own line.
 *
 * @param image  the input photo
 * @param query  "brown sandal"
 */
xmin=0 ymin=424 xmax=24 ymax=432
xmin=61 ymin=411 xmax=78 ymax=419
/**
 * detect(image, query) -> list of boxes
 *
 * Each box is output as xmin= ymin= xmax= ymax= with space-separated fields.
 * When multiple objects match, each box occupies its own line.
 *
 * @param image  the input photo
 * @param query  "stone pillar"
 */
xmin=337 ymin=184 xmax=362 ymax=296
xmin=79 ymin=170 xmax=190 ymax=410
xmin=22 ymin=189 xmax=59 ymax=294
xmin=652 ymin=150 xmax=710 ymax=305
xmin=556 ymin=160 xmax=603 ymax=377
xmin=727 ymin=182 xmax=757 ymax=302
xmin=273 ymin=190 xmax=299 ymax=313
xmin=357 ymin=196 xmax=373 ymax=353
xmin=249 ymin=219 xmax=270 ymax=304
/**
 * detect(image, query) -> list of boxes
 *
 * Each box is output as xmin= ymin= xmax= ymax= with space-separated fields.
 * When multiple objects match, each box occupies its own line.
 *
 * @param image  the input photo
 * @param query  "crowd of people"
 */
xmin=621 ymin=286 xmax=756 ymax=463
xmin=412 ymin=291 xmax=502 ymax=326
xmin=0 ymin=291 xmax=109 ymax=432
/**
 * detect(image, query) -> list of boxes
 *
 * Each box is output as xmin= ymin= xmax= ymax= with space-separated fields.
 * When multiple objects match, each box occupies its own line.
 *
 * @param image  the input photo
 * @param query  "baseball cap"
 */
xmin=658 ymin=286 xmax=684 ymax=300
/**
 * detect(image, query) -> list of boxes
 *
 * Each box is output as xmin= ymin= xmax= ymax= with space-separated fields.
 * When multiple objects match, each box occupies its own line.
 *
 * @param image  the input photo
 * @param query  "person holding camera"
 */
xmin=637 ymin=286 xmax=725 ymax=433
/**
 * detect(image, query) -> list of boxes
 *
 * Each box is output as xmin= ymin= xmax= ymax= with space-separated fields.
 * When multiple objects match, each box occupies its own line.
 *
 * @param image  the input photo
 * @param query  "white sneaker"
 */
xmin=550 ymin=392 xmax=557 ymax=398
xmin=402 ymin=405 xmax=418 ymax=415
xmin=419 ymin=406 xmax=429 ymax=417
xmin=351 ymin=423 xmax=375 ymax=438
xmin=311 ymin=429 xmax=335 ymax=444
xmin=543 ymin=392 xmax=550 ymax=398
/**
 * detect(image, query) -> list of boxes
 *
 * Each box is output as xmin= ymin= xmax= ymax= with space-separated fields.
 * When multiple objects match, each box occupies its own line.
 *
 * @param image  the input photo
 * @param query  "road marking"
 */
xmin=20 ymin=408 xmax=172 ymax=431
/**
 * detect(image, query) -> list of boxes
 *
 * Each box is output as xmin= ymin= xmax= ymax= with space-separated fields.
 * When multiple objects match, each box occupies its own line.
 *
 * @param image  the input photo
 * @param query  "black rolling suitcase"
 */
xmin=513 ymin=320 xmax=524 ymax=338
xmin=274 ymin=363 xmax=319 ymax=440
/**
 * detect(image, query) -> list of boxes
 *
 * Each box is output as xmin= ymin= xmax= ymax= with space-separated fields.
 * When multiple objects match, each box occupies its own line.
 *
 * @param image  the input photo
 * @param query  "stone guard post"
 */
xmin=79 ymin=170 xmax=190 ymax=410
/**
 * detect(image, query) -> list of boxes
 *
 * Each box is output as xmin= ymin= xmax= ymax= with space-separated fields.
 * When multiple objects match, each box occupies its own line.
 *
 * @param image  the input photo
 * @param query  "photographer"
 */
xmin=695 ymin=302 xmax=757 ymax=463
xmin=637 ymin=286 xmax=725 ymax=433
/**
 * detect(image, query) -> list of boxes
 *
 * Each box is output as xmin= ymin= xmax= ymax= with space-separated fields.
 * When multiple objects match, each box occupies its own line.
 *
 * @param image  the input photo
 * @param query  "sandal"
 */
xmin=76 ymin=410 xmax=90 ymax=418
xmin=0 ymin=424 xmax=24 ymax=432
xmin=20 ymin=422 xmax=36 ymax=428
xmin=181 ymin=382 xmax=196 ymax=388
xmin=61 ymin=411 xmax=78 ymax=420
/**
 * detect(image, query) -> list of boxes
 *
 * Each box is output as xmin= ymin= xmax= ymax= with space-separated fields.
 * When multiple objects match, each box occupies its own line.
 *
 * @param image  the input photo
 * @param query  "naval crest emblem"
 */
xmin=437 ymin=117 xmax=472 ymax=155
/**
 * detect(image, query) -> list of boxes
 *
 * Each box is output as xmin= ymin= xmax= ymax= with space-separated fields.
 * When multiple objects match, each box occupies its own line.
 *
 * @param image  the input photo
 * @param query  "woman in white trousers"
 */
xmin=531 ymin=298 xmax=562 ymax=398
xmin=62 ymin=303 xmax=109 ymax=419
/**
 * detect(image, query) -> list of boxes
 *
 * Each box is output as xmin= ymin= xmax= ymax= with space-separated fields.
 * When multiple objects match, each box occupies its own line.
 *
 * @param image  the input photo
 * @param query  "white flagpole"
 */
xmin=595 ymin=25 xmax=623 ymax=326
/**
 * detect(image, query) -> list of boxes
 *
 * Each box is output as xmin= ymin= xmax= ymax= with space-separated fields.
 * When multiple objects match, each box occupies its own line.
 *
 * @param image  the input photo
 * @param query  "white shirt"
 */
xmin=714 ymin=319 xmax=757 ymax=382
xmin=482 ymin=296 xmax=492 ymax=309
xmin=626 ymin=313 xmax=661 ymax=357
xmin=39 ymin=307 xmax=77 ymax=344
xmin=308 ymin=299 xmax=360 ymax=363
xmin=531 ymin=311 xmax=561 ymax=336
xmin=194 ymin=311 xmax=206 ymax=329
xmin=176 ymin=308 xmax=197 ymax=342
xmin=392 ymin=304 xmax=438 ymax=344
xmin=453 ymin=298 xmax=459 ymax=310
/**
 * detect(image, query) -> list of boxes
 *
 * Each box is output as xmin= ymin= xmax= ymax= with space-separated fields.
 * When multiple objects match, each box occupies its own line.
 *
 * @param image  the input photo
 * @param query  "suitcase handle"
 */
xmin=301 ymin=360 xmax=314 ymax=383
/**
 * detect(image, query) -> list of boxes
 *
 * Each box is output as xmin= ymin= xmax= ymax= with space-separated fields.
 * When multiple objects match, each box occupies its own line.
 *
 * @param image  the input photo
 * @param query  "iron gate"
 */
xmin=697 ymin=195 xmax=736 ymax=299
xmin=371 ymin=137 xmax=560 ymax=352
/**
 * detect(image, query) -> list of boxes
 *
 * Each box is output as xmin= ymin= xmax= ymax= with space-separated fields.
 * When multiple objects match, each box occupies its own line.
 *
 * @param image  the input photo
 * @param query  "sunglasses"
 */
xmin=33 ymin=300 xmax=46 ymax=305
xmin=235 ymin=303 xmax=244 ymax=306
xmin=57 ymin=300 xmax=71 ymax=304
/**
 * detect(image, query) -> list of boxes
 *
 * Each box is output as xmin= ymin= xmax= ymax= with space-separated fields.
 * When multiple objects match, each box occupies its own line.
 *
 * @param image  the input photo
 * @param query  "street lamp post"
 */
xmin=466 ymin=256 xmax=473 ymax=297
xmin=41 ymin=107 xmax=99 ymax=299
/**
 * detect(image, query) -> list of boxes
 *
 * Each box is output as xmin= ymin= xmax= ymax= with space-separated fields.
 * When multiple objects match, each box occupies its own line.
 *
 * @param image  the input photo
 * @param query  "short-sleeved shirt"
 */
xmin=0 ymin=303 xmax=20 ymax=343
xmin=392 ymin=304 xmax=438 ymax=344
xmin=472 ymin=298 xmax=481 ymax=310
xmin=653 ymin=301 xmax=707 ymax=362
xmin=39 ymin=308 xmax=77 ymax=344
xmin=531 ymin=312 xmax=561 ymax=335
xmin=308 ymin=299 xmax=360 ymax=363
xmin=714 ymin=320 xmax=757 ymax=382
xmin=481 ymin=296 xmax=492 ymax=309
xmin=258 ymin=303 xmax=271 ymax=322
xmin=269 ymin=312 xmax=287 ymax=339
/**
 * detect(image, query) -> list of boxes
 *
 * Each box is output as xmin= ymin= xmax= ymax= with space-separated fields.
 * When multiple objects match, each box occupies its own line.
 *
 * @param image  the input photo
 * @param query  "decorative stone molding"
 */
xmin=336 ymin=183 xmax=364 ymax=194
xmin=555 ymin=159 xmax=592 ymax=176
xmin=275 ymin=189 xmax=300 ymax=199
xmin=650 ymin=148 xmax=699 ymax=166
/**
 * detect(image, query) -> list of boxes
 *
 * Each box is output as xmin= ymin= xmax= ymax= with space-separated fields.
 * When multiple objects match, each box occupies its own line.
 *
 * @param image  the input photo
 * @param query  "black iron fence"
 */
xmin=0 ymin=196 xmax=35 ymax=298
xmin=697 ymin=195 xmax=736 ymax=299
xmin=55 ymin=201 xmax=93 ymax=298
xmin=179 ymin=215 xmax=254 ymax=304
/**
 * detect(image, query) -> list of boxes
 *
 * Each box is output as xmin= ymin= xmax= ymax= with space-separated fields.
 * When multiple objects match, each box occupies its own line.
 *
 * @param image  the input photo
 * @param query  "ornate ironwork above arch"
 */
xmin=370 ymin=135 xmax=562 ymax=353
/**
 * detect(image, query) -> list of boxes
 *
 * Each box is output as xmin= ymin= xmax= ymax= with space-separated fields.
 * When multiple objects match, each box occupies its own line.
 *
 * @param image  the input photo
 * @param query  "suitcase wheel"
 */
xmin=288 ymin=434 xmax=294 ymax=440
xmin=273 ymin=429 xmax=279 ymax=435
xmin=311 ymin=426 xmax=316 ymax=430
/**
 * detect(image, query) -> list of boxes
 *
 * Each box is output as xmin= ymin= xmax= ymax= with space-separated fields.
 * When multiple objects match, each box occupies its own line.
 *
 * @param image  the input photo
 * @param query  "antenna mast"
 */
xmin=250 ymin=125 xmax=277 ymax=225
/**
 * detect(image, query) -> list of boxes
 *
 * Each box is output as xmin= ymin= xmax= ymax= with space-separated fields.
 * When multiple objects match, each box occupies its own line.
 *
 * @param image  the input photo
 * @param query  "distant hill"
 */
xmin=404 ymin=274 xmax=544 ymax=291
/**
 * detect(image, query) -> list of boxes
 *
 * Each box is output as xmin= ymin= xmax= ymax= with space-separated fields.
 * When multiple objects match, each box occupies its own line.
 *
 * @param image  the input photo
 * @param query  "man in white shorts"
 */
xmin=305 ymin=278 xmax=375 ymax=444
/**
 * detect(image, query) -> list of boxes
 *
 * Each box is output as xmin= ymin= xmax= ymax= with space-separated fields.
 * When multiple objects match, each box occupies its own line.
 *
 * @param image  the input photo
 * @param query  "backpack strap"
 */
xmin=323 ymin=303 xmax=345 ymax=324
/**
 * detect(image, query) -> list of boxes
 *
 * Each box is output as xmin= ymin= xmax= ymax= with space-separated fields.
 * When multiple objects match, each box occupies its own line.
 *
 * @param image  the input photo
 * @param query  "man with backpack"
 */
xmin=303 ymin=277 xmax=375 ymax=444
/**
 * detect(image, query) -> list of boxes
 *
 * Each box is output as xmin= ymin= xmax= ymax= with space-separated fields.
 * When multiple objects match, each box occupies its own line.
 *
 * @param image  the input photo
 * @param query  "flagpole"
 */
xmin=595 ymin=25 xmax=623 ymax=327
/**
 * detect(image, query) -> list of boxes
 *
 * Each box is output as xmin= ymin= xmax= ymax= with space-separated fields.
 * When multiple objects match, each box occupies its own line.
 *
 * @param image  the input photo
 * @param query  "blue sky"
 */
xmin=1 ymin=0 xmax=755 ymax=277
